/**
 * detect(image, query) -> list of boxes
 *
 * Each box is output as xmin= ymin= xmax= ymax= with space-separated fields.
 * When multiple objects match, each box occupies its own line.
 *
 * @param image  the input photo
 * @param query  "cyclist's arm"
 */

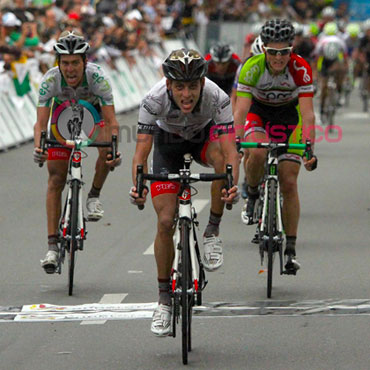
xmin=219 ymin=128 xmax=240 ymax=186
xmin=299 ymin=96 xmax=316 ymax=150
xmin=132 ymin=133 xmax=153 ymax=185
xmin=233 ymin=95 xmax=252 ymax=139
xmin=33 ymin=106 xmax=51 ymax=148
xmin=101 ymin=105 xmax=119 ymax=137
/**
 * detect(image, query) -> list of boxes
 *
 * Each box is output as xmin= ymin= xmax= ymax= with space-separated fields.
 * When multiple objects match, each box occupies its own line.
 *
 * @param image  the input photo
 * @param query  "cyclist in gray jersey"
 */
xmin=130 ymin=49 xmax=240 ymax=337
xmin=33 ymin=30 xmax=121 ymax=274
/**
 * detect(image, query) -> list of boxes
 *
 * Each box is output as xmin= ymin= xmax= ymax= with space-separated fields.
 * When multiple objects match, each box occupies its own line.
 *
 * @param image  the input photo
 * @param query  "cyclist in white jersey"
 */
xmin=129 ymin=49 xmax=240 ymax=336
xmin=33 ymin=30 xmax=121 ymax=273
xmin=314 ymin=22 xmax=348 ymax=111
xmin=234 ymin=19 xmax=317 ymax=274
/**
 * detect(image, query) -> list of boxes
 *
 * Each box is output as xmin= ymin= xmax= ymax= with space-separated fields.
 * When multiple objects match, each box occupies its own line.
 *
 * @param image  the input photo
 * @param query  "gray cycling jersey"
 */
xmin=37 ymin=62 xmax=114 ymax=108
xmin=138 ymin=77 xmax=234 ymax=140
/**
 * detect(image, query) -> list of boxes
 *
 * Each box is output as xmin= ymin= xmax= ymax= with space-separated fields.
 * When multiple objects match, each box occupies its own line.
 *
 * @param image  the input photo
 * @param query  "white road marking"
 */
xmin=2 ymin=299 xmax=370 ymax=322
xmin=80 ymin=293 xmax=128 ymax=325
xmin=128 ymin=270 xmax=143 ymax=274
xmin=143 ymin=199 xmax=209 ymax=255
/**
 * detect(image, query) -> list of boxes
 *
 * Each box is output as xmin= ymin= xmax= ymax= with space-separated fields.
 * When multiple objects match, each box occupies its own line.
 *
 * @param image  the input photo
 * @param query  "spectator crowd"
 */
xmin=0 ymin=0 xmax=358 ymax=96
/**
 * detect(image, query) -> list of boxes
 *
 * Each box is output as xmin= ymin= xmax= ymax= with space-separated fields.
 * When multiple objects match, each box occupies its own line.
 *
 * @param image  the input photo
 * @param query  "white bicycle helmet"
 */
xmin=54 ymin=30 xmax=90 ymax=55
xmin=250 ymin=35 xmax=263 ymax=55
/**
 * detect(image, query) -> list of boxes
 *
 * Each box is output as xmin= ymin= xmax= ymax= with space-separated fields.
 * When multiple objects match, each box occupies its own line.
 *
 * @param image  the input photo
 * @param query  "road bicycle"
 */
xmin=136 ymin=155 xmax=233 ymax=365
xmin=322 ymin=72 xmax=338 ymax=133
xmin=39 ymin=105 xmax=117 ymax=296
xmin=240 ymin=140 xmax=312 ymax=298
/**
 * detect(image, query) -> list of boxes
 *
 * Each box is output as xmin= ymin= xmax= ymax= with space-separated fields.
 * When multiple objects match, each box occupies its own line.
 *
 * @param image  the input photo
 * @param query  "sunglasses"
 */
xmin=264 ymin=47 xmax=293 ymax=56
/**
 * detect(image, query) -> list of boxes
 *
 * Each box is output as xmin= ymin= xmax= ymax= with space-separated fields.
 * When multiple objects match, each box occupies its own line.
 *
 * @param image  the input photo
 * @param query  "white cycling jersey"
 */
xmin=314 ymin=35 xmax=347 ymax=57
xmin=37 ymin=62 xmax=114 ymax=108
xmin=137 ymin=77 xmax=234 ymax=140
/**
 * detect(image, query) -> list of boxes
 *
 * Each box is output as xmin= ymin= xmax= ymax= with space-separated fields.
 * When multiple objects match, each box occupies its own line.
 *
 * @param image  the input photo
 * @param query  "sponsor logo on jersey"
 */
xmin=220 ymin=98 xmax=231 ymax=110
xmin=259 ymin=90 xmax=293 ymax=101
xmin=156 ymin=183 xmax=178 ymax=192
xmin=293 ymin=61 xmax=311 ymax=83
xmin=243 ymin=64 xmax=260 ymax=84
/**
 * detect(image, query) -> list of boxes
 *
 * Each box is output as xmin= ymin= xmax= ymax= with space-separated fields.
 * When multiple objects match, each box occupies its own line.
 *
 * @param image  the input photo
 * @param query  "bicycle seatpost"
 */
xmin=136 ymin=165 xmax=145 ymax=210
xmin=39 ymin=131 xmax=47 ymax=168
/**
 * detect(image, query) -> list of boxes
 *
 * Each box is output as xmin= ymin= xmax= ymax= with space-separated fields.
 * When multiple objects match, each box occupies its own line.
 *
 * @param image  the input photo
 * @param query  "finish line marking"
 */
xmin=80 ymin=293 xmax=128 ymax=325
xmin=1 ymin=299 xmax=370 ymax=323
xmin=143 ymin=199 xmax=209 ymax=255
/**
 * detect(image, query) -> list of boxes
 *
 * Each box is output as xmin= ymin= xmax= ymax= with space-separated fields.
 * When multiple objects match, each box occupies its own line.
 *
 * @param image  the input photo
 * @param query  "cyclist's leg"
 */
xmin=152 ymin=193 xmax=177 ymax=280
xmin=277 ymin=115 xmax=303 ymax=272
xmin=278 ymin=160 xmax=301 ymax=238
xmin=150 ymin=129 xmax=183 ymax=335
xmin=41 ymin=152 xmax=69 ymax=272
xmin=87 ymin=124 xmax=110 ymax=220
xmin=191 ymin=126 xmax=225 ymax=270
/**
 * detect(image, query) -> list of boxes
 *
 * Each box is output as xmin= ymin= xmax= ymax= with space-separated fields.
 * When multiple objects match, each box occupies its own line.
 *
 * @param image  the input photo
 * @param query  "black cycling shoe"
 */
xmin=283 ymin=252 xmax=301 ymax=275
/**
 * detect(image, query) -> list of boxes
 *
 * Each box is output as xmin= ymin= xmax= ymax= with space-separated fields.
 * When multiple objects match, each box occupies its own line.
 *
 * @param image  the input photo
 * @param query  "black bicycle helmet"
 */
xmin=210 ymin=43 xmax=233 ymax=63
xmin=162 ymin=49 xmax=208 ymax=81
xmin=54 ymin=30 xmax=90 ymax=55
xmin=260 ymin=19 xmax=295 ymax=45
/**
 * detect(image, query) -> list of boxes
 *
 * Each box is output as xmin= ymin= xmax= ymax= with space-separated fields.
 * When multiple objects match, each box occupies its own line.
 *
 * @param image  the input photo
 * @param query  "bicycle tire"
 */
xmin=180 ymin=219 xmax=191 ymax=365
xmin=267 ymin=179 xmax=277 ymax=299
xmin=68 ymin=180 xmax=79 ymax=296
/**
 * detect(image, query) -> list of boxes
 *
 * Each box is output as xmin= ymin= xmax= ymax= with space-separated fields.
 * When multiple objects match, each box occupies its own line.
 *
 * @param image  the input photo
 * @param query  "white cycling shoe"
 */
xmin=86 ymin=197 xmax=104 ymax=221
xmin=40 ymin=250 xmax=58 ymax=274
xmin=151 ymin=304 xmax=172 ymax=337
xmin=203 ymin=235 xmax=223 ymax=271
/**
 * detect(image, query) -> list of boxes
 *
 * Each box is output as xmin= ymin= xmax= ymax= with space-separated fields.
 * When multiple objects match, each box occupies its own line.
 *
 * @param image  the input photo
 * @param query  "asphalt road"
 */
xmin=0 ymin=91 xmax=370 ymax=370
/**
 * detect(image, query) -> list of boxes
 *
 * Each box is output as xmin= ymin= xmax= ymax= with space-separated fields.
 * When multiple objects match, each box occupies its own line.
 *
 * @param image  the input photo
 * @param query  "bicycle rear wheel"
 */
xmin=68 ymin=180 xmax=79 ymax=296
xmin=180 ymin=219 xmax=191 ymax=365
xmin=267 ymin=179 xmax=277 ymax=299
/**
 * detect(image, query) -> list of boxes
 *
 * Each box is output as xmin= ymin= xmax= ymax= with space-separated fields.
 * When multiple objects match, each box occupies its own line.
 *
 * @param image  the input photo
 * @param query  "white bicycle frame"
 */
xmin=171 ymin=156 xmax=200 ymax=295
xmin=259 ymin=155 xmax=284 ymax=243
xmin=60 ymin=143 xmax=85 ymax=242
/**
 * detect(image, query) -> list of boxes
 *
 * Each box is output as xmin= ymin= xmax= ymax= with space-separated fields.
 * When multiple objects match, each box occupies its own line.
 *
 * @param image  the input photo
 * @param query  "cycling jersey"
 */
xmin=236 ymin=53 xmax=314 ymax=106
xmin=205 ymin=53 xmax=241 ymax=95
xmin=38 ymin=62 xmax=114 ymax=108
xmin=37 ymin=62 xmax=114 ymax=160
xmin=137 ymin=77 xmax=234 ymax=140
xmin=314 ymin=35 xmax=347 ymax=60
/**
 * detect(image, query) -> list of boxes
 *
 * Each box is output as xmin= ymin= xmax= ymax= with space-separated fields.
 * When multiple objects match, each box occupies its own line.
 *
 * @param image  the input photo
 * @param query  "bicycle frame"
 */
xmin=171 ymin=155 xmax=202 ymax=298
xmin=136 ymin=155 xmax=233 ymax=364
xmin=241 ymin=141 xmax=309 ymax=298
xmin=61 ymin=143 xmax=85 ymax=245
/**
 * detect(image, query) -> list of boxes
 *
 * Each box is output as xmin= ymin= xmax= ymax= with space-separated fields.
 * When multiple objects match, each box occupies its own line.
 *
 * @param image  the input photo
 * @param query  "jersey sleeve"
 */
xmin=236 ymin=54 xmax=264 ymax=99
xmin=289 ymin=54 xmax=314 ymax=98
xmin=37 ymin=68 xmax=59 ymax=107
xmin=212 ymin=88 xmax=234 ymax=132
xmin=89 ymin=64 xmax=114 ymax=106
xmin=137 ymin=89 xmax=163 ymax=135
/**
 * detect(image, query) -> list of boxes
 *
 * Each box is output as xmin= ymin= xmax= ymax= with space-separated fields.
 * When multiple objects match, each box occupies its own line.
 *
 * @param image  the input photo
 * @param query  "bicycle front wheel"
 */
xmin=267 ymin=179 xmax=278 ymax=299
xmin=68 ymin=180 xmax=80 ymax=296
xmin=180 ymin=219 xmax=191 ymax=365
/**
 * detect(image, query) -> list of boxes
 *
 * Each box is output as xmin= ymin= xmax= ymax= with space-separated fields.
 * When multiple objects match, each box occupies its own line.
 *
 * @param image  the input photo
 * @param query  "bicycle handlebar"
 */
xmin=136 ymin=164 xmax=234 ymax=211
xmin=38 ymin=131 xmax=118 ymax=168
xmin=240 ymin=139 xmax=313 ymax=160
